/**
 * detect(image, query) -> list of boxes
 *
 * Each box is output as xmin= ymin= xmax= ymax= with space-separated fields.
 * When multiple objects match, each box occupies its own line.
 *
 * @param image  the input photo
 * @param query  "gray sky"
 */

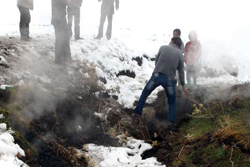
xmin=1 ymin=0 xmax=249 ymax=41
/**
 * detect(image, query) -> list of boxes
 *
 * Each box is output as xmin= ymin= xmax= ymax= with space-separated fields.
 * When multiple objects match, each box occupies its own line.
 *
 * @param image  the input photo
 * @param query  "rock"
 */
xmin=152 ymin=89 xmax=195 ymax=124
xmin=142 ymin=107 xmax=156 ymax=123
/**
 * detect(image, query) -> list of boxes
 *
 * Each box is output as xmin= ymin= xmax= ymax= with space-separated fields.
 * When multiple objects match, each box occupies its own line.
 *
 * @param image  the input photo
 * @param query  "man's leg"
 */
xmin=74 ymin=7 xmax=81 ymax=39
xmin=189 ymin=66 xmax=197 ymax=88
xmin=18 ymin=6 xmax=30 ymax=40
xmin=26 ymin=8 xmax=31 ymax=38
xmin=95 ymin=13 xmax=106 ymax=39
xmin=54 ymin=25 xmax=64 ymax=64
xmin=67 ymin=7 xmax=74 ymax=39
xmin=186 ymin=66 xmax=192 ymax=89
xmin=193 ymin=72 xmax=197 ymax=87
xmin=193 ymin=64 xmax=199 ymax=87
xmin=106 ymin=14 xmax=113 ymax=40
xmin=163 ymin=77 xmax=176 ymax=124
xmin=134 ymin=74 xmax=159 ymax=115
xmin=63 ymin=30 xmax=72 ymax=63
xmin=62 ymin=21 xmax=72 ymax=63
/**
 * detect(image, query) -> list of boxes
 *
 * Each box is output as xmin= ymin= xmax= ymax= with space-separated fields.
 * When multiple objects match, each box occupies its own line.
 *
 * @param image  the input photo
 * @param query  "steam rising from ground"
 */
xmin=1 ymin=0 xmax=250 ymax=114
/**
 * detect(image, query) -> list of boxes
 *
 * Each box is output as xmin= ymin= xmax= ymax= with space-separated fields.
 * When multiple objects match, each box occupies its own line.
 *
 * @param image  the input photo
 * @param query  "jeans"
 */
xmin=135 ymin=73 xmax=176 ymax=124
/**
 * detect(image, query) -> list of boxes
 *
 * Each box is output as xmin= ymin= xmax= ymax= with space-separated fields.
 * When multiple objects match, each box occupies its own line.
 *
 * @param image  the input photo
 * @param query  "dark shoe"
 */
xmin=94 ymin=36 xmax=102 ymax=39
xmin=75 ymin=37 xmax=84 ymax=40
xmin=55 ymin=60 xmax=63 ymax=65
xmin=20 ymin=36 xmax=30 ymax=41
xmin=132 ymin=113 xmax=145 ymax=125
xmin=134 ymin=110 xmax=142 ymax=116
xmin=168 ymin=122 xmax=178 ymax=132
xmin=160 ymin=123 xmax=178 ymax=133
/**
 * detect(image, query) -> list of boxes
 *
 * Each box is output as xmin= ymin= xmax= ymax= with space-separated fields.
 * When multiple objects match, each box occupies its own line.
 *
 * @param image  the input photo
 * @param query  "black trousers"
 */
xmin=67 ymin=7 xmax=81 ymax=39
xmin=53 ymin=19 xmax=71 ymax=64
xmin=18 ymin=6 xmax=31 ymax=38
xmin=97 ymin=13 xmax=113 ymax=39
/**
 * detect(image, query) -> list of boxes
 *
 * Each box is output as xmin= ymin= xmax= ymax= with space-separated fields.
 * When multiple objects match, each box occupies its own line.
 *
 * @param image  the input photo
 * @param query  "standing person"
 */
xmin=184 ymin=30 xmax=202 ymax=89
xmin=134 ymin=37 xmax=189 ymax=127
xmin=95 ymin=0 xmax=119 ymax=40
xmin=170 ymin=28 xmax=185 ymax=87
xmin=51 ymin=0 xmax=72 ymax=65
xmin=67 ymin=0 xmax=83 ymax=40
xmin=171 ymin=28 xmax=185 ymax=53
xmin=17 ymin=0 xmax=34 ymax=41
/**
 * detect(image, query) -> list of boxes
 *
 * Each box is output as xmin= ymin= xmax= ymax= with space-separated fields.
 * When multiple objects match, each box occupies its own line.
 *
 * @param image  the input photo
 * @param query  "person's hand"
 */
xmin=182 ymin=86 xmax=189 ymax=97
xmin=116 ymin=6 xmax=119 ymax=10
xmin=98 ymin=0 xmax=102 ymax=2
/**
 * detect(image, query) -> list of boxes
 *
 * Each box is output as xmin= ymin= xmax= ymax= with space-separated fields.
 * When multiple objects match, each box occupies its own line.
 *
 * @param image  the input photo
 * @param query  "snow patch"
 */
xmin=0 ymin=85 xmax=15 ymax=90
xmin=84 ymin=136 xmax=165 ymax=167
xmin=0 ymin=114 xmax=4 ymax=119
xmin=0 ymin=122 xmax=28 ymax=167
xmin=0 ymin=56 xmax=7 ymax=64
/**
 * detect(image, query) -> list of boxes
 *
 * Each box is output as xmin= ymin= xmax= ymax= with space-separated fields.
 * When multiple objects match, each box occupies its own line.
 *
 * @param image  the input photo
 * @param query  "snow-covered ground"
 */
xmin=83 ymin=136 xmax=165 ymax=167
xmin=0 ymin=115 xmax=28 ymax=167
xmin=1 ymin=0 xmax=250 ymax=166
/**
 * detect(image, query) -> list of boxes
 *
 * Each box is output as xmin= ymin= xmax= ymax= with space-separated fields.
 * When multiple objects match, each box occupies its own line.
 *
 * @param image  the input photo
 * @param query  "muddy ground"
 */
xmin=1 ymin=37 xmax=250 ymax=166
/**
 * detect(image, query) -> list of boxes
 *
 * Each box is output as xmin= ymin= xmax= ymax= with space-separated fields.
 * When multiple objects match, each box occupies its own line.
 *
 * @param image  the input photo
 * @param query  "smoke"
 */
xmin=199 ymin=26 xmax=250 ymax=82
xmin=20 ymin=83 xmax=58 ymax=120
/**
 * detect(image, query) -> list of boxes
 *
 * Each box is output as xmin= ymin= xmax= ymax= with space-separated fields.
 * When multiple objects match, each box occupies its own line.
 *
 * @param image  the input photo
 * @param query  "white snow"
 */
xmin=0 ymin=114 xmax=4 ymax=119
xmin=0 ymin=122 xmax=28 ymax=167
xmin=83 ymin=136 xmax=165 ymax=167
xmin=1 ymin=0 xmax=250 ymax=166
xmin=0 ymin=85 xmax=15 ymax=90
xmin=1 ymin=0 xmax=250 ymax=109
xmin=0 ymin=56 xmax=7 ymax=64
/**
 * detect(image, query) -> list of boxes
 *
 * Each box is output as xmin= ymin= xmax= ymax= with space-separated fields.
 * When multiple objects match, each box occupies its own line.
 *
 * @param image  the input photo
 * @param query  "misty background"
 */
xmin=0 ymin=0 xmax=250 ymax=81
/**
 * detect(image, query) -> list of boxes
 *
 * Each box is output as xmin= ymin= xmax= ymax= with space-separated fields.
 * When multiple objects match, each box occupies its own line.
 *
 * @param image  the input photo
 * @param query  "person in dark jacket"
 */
xmin=67 ymin=0 xmax=83 ymax=40
xmin=95 ymin=0 xmax=119 ymax=40
xmin=172 ymin=29 xmax=185 ymax=53
xmin=134 ymin=37 xmax=189 ymax=127
xmin=170 ymin=28 xmax=185 ymax=87
xmin=51 ymin=0 xmax=72 ymax=65
xmin=17 ymin=0 xmax=34 ymax=41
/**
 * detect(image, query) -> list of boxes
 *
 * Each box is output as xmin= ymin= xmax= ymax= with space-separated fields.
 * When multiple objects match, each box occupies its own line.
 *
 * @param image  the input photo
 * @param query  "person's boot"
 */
xmin=20 ymin=36 xmax=30 ymax=41
xmin=106 ymin=36 xmax=111 ymax=40
xmin=94 ymin=35 xmax=102 ymax=39
xmin=75 ymin=36 xmax=84 ymax=40
xmin=106 ymin=32 xmax=111 ymax=40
